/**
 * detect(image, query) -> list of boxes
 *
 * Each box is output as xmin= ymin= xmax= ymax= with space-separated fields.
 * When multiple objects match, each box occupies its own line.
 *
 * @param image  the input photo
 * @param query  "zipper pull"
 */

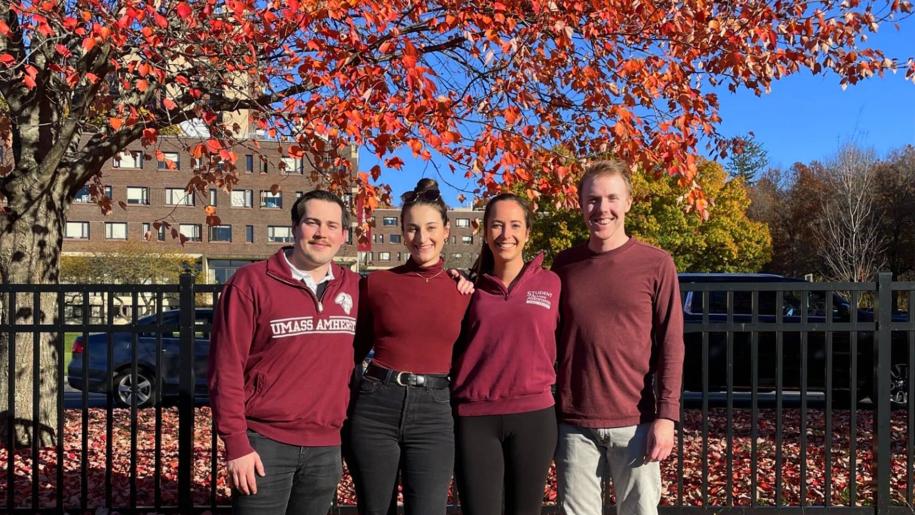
xmin=318 ymin=301 xmax=324 ymax=312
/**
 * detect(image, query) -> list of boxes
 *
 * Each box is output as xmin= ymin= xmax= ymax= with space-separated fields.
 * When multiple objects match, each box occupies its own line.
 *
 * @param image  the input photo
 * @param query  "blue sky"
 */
xmin=361 ymin=20 xmax=915 ymax=207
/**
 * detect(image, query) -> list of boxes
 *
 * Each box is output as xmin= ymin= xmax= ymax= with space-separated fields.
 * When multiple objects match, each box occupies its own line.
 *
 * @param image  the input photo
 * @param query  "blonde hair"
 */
xmin=578 ymin=160 xmax=632 ymax=203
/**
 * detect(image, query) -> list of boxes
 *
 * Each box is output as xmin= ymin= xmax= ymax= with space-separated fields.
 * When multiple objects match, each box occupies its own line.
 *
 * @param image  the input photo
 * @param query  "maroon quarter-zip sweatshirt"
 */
xmin=451 ymin=253 xmax=561 ymax=416
xmin=208 ymin=247 xmax=360 ymax=461
xmin=552 ymin=238 xmax=684 ymax=428
xmin=355 ymin=258 xmax=470 ymax=374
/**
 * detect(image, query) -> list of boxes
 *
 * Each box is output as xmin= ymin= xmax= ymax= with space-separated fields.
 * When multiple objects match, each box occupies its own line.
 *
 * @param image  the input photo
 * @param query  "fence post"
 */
xmin=177 ymin=272 xmax=196 ymax=511
xmin=875 ymin=271 xmax=892 ymax=515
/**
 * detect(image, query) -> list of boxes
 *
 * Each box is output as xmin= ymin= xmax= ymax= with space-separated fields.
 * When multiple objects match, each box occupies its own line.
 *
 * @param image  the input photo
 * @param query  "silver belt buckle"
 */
xmin=395 ymin=371 xmax=412 ymax=386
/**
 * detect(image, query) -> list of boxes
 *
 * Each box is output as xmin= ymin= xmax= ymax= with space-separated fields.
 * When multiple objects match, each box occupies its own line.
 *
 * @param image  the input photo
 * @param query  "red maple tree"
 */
xmin=0 ymin=0 xmax=912 ymax=444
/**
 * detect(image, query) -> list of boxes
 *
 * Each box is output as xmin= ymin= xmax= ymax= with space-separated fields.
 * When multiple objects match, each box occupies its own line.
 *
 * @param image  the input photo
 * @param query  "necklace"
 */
xmin=412 ymin=269 xmax=445 ymax=283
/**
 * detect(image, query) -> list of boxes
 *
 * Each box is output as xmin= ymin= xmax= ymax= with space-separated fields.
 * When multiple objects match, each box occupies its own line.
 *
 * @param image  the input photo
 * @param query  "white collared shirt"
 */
xmin=284 ymin=250 xmax=334 ymax=296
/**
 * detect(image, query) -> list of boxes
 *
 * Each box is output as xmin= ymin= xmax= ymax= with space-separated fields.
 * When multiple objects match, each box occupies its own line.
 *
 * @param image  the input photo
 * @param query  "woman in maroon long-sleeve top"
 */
xmin=348 ymin=178 xmax=471 ymax=515
xmin=451 ymin=193 xmax=561 ymax=515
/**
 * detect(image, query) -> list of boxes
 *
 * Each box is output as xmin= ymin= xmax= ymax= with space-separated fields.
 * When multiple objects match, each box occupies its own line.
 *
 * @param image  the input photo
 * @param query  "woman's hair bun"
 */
xmin=413 ymin=178 xmax=439 ymax=194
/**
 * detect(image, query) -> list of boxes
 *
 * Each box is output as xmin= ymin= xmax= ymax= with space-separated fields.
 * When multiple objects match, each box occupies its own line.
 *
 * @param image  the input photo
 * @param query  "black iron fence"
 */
xmin=1 ymin=273 xmax=914 ymax=513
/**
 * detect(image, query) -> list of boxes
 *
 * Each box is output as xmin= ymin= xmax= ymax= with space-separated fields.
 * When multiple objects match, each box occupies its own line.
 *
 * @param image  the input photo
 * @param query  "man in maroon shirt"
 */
xmin=208 ymin=190 xmax=360 ymax=515
xmin=552 ymin=160 xmax=684 ymax=515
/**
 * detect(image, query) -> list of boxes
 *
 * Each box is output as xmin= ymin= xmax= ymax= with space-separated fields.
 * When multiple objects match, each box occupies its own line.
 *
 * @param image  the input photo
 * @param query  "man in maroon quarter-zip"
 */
xmin=208 ymin=190 xmax=360 ymax=515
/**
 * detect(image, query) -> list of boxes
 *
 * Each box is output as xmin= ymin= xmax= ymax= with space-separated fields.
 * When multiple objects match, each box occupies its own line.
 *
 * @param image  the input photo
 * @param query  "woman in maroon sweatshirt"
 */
xmin=450 ymin=193 xmax=561 ymax=515
xmin=348 ymin=179 xmax=472 ymax=515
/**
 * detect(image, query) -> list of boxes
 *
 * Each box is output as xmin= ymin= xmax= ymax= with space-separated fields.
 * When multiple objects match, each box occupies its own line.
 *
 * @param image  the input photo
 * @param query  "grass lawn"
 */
xmin=63 ymin=332 xmax=79 ymax=371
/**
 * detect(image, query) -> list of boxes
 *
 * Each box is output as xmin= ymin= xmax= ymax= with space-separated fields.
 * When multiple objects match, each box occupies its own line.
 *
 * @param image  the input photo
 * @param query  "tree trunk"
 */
xmin=0 ymin=168 xmax=68 ymax=448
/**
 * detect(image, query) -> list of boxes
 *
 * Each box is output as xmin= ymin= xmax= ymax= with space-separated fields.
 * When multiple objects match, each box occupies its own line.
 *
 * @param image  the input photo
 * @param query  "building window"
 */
xmin=379 ymin=252 xmax=391 ymax=261
xmin=209 ymin=224 xmax=232 ymax=242
xmin=65 ymin=221 xmax=90 ymax=239
xmin=461 ymin=235 xmax=473 ymax=244
xmin=382 ymin=216 xmax=398 ymax=226
xmin=245 ymin=154 xmax=254 ymax=173
xmin=209 ymin=188 xmax=218 ymax=206
xmin=281 ymin=157 xmax=303 ymax=174
xmin=208 ymin=259 xmax=256 ymax=284
xmin=73 ymin=186 xmax=92 ymax=203
xmin=75 ymin=184 xmax=111 ymax=202
xmin=165 ymin=188 xmax=194 ymax=206
xmin=260 ymin=191 xmax=282 ymax=209
xmin=179 ymin=224 xmax=202 ymax=242
xmin=455 ymin=218 xmax=470 ymax=228
xmin=126 ymin=187 xmax=149 ymax=205
xmin=105 ymin=222 xmax=128 ymax=240
xmin=113 ymin=151 xmax=143 ymax=169
xmin=389 ymin=234 xmax=401 ymax=243
xmin=245 ymin=225 xmax=254 ymax=243
xmin=230 ymin=190 xmax=253 ymax=208
xmin=158 ymin=152 xmax=180 ymax=170
xmin=267 ymin=226 xmax=293 ymax=243
xmin=142 ymin=223 xmax=166 ymax=241
xmin=260 ymin=159 xmax=268 ymax=174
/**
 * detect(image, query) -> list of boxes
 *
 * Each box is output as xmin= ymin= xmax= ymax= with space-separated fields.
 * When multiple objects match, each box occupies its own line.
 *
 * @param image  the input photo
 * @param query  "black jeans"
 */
xmin=455 ymin=407 xmax=558 ymax=515
xmin=347 ymin=376 xmax=455 ymax=515
xmin=232 ymin=430 xmax=342 ymax=515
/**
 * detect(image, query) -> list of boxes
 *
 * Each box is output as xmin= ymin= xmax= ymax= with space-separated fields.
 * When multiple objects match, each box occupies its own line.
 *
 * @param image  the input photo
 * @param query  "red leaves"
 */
xmin=385 ymin=156 xmax=405 ymax=170
xmin=401 ymin=40 xmax=419 ymax=68
xmin=0 ymin=54 xmax=14 ymax=66
xmin=22 ymin=65 xmax=38 ymax=89
xmin=205 ymin=139 xmax=222 ymax=154
xmin=108 ymin=118 xmax=123 ymax=131
xmin=80 ymin=37 xmax=96 ymax=53
xmin=503 ymin=106 xmax=521 ymax=126
xmin=2 ymin=407 xmax=912 ymax=510
xmin=176 ymin=2 xmax=192 ymax=19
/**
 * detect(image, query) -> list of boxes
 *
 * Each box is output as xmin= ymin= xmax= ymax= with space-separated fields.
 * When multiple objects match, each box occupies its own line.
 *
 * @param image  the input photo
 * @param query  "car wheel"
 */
xmin=113 ymin=369 xmax=157 ymax=408
xmin=890 ymin=363 xmax=909 ymax=408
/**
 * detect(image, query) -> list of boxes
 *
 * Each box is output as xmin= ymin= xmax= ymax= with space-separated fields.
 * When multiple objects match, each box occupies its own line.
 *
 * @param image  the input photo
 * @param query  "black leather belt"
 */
xmin=364 ymin=362 xmax=450 ymax=389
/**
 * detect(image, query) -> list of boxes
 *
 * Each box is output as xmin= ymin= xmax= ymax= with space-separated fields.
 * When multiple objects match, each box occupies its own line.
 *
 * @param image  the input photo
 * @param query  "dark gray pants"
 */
xmin=347 ymin=378 xmax=455 ymax=515
xmin=232 ymin=430 xmax=342 ymax=515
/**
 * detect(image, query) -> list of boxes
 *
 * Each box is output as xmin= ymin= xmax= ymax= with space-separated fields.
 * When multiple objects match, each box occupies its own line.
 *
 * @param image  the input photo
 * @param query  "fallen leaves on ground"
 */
xmin=0 ymin=407 xmax=912 ymax=509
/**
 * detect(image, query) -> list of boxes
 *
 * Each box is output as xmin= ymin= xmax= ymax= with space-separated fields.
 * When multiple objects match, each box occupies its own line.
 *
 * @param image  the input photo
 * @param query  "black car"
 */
xmin=678 ymin=273 xmax=909 ymax=406
xmin=67 ymin=309 xmax=213 ymax=408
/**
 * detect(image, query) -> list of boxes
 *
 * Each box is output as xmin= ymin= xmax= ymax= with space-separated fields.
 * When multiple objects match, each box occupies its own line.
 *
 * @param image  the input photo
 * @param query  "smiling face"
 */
xmin=291 ymin=199 xmax=346 ymax=271
xmin=580 ymin=172 xmax=632 ymax=252
xmin=403 ymin=204 xmax=450 ymax=267
xmin=485 ymin=199 xmax=529 ymax=268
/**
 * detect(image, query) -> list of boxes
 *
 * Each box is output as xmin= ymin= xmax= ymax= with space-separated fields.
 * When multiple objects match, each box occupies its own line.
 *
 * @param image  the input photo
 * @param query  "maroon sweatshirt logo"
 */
xmin=526 ymin=290 xmax=553 ymax=309
xmin=269 ymin=316 xmax=357 ymax=338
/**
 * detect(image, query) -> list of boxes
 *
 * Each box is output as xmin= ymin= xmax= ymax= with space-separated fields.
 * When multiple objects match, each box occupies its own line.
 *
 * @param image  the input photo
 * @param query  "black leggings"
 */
xmin=455 ymin=406 xmax=558 ymax=515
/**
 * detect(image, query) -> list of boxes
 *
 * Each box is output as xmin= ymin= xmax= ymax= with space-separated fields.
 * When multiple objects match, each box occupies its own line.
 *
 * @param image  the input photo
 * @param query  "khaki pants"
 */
xmin=556 ymin=423 xmax=661 ymax=515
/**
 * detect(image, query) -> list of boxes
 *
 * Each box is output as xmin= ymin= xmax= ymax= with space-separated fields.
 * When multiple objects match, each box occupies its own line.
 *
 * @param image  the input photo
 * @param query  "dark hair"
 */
xmin=400 ymin=178 xmax=448 ymax=228
xmin=470 ymin=193 xmax=533 ymax=280
xmin=578 ymin=159 xmax=632 ymax=204
xmin=290 ymin=189 xmax=350 ymax=227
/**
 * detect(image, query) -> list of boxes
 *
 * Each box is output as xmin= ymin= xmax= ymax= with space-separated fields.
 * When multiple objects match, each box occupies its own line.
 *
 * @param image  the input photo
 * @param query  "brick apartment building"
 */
xmin=62 ymin=135 xmax=360 ymax=283
xmin=364 ymin=207 xmax=483 ymax=272
xmin=58 ymin=134 xmax=484 ymax=282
